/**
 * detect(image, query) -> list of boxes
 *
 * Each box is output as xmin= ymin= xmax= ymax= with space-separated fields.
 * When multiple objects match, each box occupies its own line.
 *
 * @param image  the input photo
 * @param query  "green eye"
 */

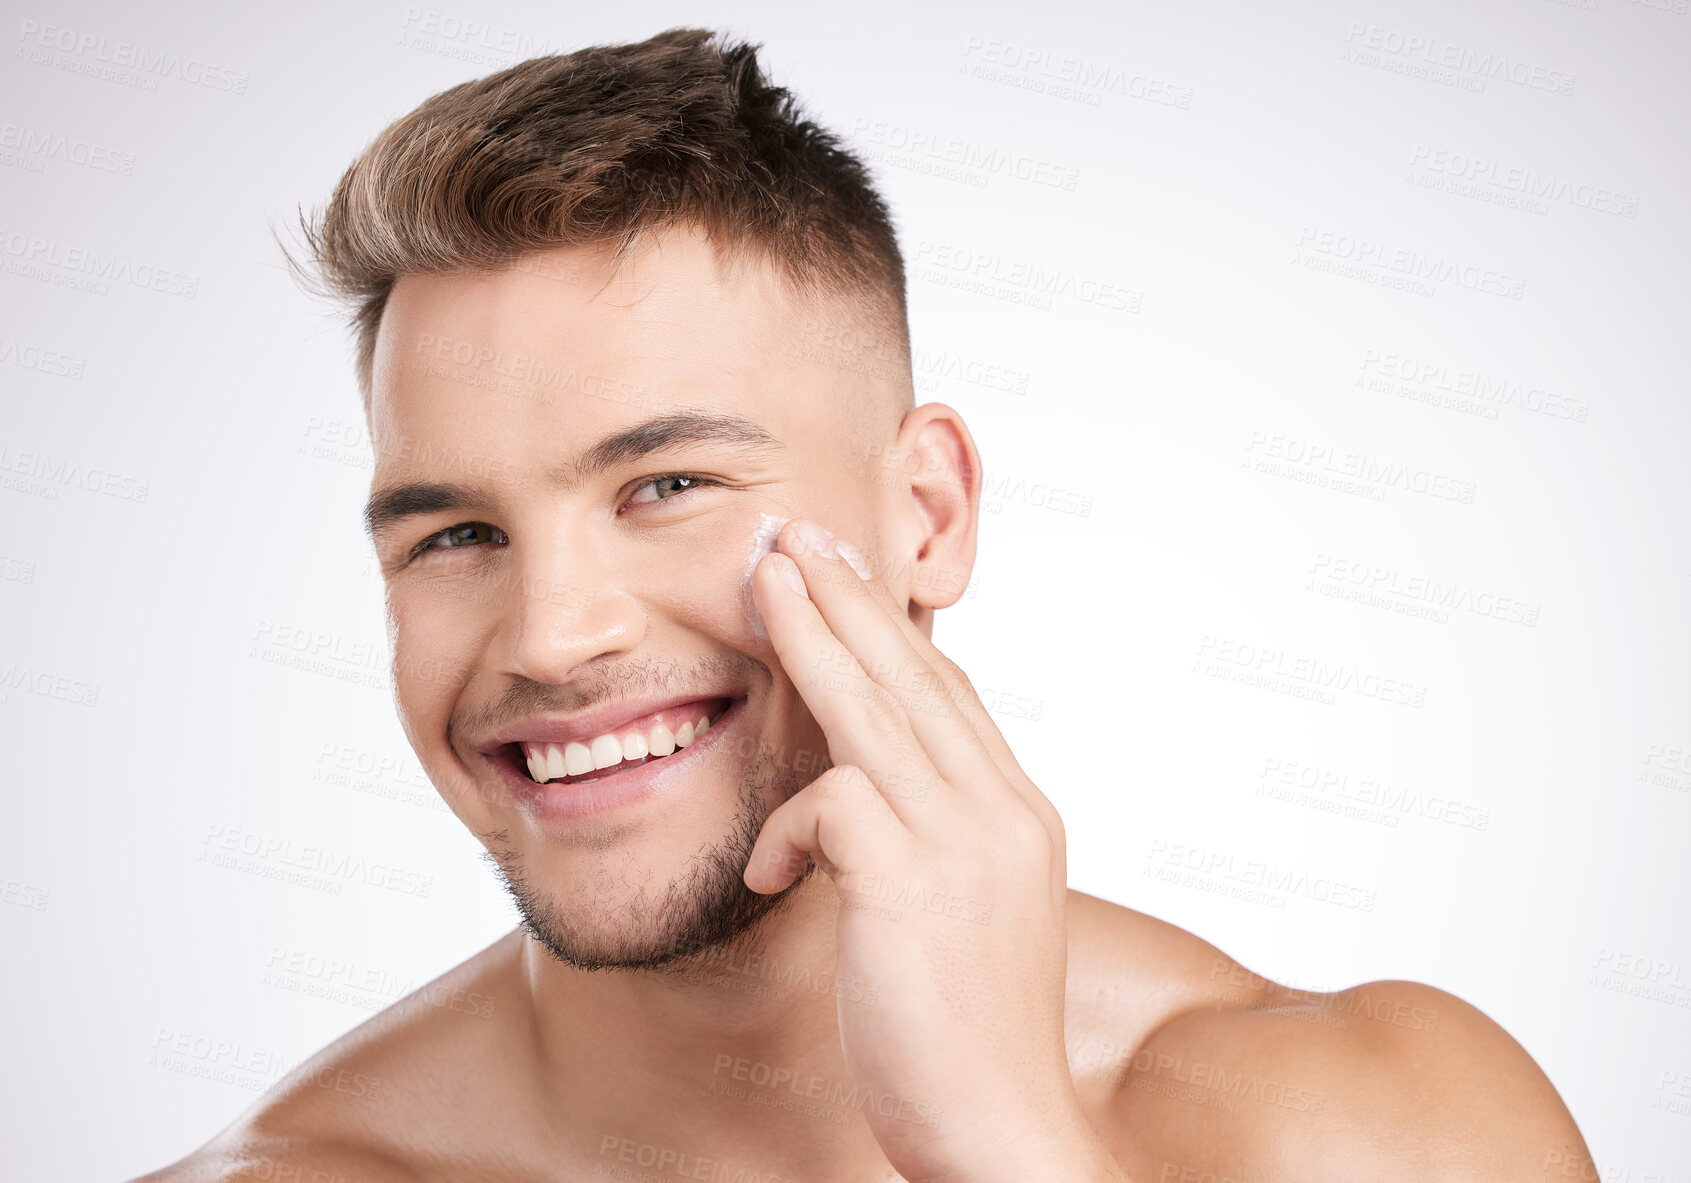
xmin=625 ymin=473 xmax=719 ymax=508
xmin=655 ymin=476 xmax=701 ymax=498
xmin=412 ymin=522 xmax=507 ymax=560
xmin=441 ymin=523 xmax=504 ymax=546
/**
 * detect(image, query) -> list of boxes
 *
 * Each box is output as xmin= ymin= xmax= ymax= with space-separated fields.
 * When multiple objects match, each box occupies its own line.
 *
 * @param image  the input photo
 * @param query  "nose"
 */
xmin=495 ymin=530 xmax=648 ymax=685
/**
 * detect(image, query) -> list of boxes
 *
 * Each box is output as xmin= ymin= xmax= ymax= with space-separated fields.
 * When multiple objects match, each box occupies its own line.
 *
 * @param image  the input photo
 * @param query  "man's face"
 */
xmin=365 ymin=227 xmax=908 ymax=970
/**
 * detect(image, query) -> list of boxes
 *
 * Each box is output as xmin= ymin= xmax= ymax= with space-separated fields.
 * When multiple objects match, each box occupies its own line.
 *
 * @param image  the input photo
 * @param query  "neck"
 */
xmin=517 ymin=871 xmax=897 ymax=1178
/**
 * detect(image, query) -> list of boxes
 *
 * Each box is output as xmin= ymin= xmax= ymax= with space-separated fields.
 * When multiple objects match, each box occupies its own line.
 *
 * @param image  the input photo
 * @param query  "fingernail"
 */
xmin=773 ymin=554 xmax=809 ymax=598
xmin=791 ymin=519 xmax=836 ymax=558
xmin=836 ymin=540 xmax=871 ymax=580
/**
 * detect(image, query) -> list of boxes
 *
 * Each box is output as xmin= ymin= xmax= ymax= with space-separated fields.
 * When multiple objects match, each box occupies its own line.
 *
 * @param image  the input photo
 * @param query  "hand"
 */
xmin=744 ymin=519 xmax=1128 ymax=1183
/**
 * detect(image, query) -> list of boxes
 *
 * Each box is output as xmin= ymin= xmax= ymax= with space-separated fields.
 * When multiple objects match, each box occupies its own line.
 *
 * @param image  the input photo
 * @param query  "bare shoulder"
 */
xmin=1062 ymin=890 xmax=1596 ymax=1182
xmin=127 ymin=1137 xmax=422 ymax=1183
xmin=125 ymin=930 xmax=527 ymax=1183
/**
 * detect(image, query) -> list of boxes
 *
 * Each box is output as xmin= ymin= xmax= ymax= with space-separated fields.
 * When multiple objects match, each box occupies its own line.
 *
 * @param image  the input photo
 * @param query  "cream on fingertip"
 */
xmin=835 ymin=540 xmax=871 ymax=580
xmin=741 ymin=512 xmax=790 ymax=638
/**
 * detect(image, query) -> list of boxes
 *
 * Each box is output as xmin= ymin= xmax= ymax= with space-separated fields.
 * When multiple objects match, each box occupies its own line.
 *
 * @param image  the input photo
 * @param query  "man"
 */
xmin=137 ymin=27 xmax=1594 ymax=1183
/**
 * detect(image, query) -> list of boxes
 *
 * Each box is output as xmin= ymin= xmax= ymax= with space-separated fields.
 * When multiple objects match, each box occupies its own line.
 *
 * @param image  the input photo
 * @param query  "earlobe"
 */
xmin=907 ymin=537 xmax=973 ymax=611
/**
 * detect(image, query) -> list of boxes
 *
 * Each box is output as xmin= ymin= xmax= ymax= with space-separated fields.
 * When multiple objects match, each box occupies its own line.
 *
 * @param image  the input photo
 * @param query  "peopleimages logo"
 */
xmin=1358 ymin=349 xmax=1590 ymax=423
xmin=912 ymin=240 xmax=1141 ymax=312
xmin=1309 ymin=553 xmax=1541 ymax=627
xmin=849 ymin=117 xmax=1081 ymax=191
xmin=398 ymin=7 xmax=562 ymax=61
xmin=1196 ymin=633 xmax=1429 ymax=709
xmin=0 ymin=443 xmax=150 ymax=502
xmin=959 ymin=35 xmax=1195 ymax=108
xmin=15 ymin=20 xmax=250 ymax=94
xmin=0 ymin=123 xmax=136 ymax=174
xmin=1146 ymin=839 xmax=1379 ymax=913
xmin=1296 ymin=227 xmax=1525 ymax=300
xmin=0 ymin=228 xmax=200 ymax=299
xmin=1341 ymin=23 xmax=1576 ymax=96
xmin=1244 ymin=430 xmax=1478 ymax=505
xmin=0 ymin=336 xmax=85 ymax=380
xmin=1409 ymin=146 xmax=1639 ymax=219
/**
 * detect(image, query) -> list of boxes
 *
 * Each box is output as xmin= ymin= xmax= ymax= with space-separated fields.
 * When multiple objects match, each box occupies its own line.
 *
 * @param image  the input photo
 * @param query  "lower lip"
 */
xmin=486 ymin=697 xmax=748 ymax=824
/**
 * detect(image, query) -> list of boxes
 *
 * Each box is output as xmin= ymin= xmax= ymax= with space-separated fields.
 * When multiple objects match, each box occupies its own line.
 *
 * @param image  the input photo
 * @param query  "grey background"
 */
xmin=1 ymin=0 xmax=1687 ymax=1176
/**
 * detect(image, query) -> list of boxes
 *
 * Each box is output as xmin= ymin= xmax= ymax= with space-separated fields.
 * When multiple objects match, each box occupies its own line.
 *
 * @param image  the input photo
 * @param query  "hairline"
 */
xmin=358 ymin=228 xmax=913 ymax=424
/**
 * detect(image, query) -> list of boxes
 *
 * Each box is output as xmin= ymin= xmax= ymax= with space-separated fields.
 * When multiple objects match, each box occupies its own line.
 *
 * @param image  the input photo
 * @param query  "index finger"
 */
xmin=834 ymin=539 xmax=1041 ymax=801
xmin=751 ymin=549 xmax=942 ymax=826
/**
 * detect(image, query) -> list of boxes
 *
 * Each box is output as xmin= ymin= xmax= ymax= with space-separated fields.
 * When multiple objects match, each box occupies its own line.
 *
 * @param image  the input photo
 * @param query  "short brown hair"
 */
xmin=291 ymin=26 xmax=910 ymax=412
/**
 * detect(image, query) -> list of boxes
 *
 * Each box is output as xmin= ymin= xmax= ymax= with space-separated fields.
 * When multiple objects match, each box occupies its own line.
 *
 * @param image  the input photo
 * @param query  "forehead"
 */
xmin=367 ymin=229 xmax=819 ymax=465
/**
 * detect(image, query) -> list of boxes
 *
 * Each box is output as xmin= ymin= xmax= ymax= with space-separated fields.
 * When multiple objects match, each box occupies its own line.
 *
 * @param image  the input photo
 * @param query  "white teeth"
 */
xmin=648 ymin=722 xmax=676 ymax=757
xmin=590 ymin=734 xmax=622 ymax=770
xmin=520 ymin=703 xmax=726 ymax=782
xmin=564 ymin=741 xmax=594 ymax=777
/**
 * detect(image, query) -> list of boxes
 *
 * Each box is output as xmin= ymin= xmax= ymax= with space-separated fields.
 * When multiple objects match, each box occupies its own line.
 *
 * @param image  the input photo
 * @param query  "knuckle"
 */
xmin=812 ymin=762 xmax=876 ymax=803
xmin=1004 ymin=806 xmax=1056 ymax=860
xmin=858 ymin=685 xmax=907 ymax=732
xmin=834 ymin=763 xmax=878 ymax=794
xmin=1045 ymin=805 xmax=1067 ymax=849
xmin=936 ymin=651 xmax=977 ymax=696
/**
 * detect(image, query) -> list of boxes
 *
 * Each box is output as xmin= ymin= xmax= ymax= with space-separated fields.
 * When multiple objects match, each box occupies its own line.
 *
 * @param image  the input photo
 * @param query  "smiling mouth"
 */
xmin=502 ymin=697 xmax=738 ymax=787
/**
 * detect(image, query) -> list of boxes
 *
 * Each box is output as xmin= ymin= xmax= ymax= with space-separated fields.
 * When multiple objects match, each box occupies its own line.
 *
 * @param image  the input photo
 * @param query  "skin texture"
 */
xmin=133 ymin=227 xmax=1596 ymax=1183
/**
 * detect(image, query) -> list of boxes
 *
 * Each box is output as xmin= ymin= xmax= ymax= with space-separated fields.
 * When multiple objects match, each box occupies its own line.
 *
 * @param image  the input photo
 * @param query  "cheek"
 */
xmin=386 ymin=588 xmax=480 ymax=745
xmin=627 ymin=507 xmax=790 ymax=651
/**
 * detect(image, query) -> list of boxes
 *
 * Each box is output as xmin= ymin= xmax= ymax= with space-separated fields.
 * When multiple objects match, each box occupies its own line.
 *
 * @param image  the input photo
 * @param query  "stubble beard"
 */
xmin=481 ymin=743 xmax=816 ymax=976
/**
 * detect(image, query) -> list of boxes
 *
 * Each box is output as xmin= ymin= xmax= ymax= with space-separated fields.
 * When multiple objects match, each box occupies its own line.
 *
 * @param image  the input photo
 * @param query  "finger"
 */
xmin=775 ymin=521 xmax=1014 ymax=807
xmin=743 ymin=764 xmax=912 ymax=894
xmin=777 ymin=523 xmax=1039 ymax=825
xmin=834 ymin=536 xmax=1052 ymax=816
xmin=751 ymin=551 xmax=943 ymax=828
xmin=853 ymin=546 xmax=1019 ymax=758
xmin=762 ymin=539 xmax=1066 ymax=888
xmin=822 ymin=539 xmax=1068 ymax=859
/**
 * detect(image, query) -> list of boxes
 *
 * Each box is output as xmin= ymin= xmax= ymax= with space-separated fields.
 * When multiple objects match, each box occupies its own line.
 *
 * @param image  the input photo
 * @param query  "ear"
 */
xmin=879 ymin=402 xmax=981 ymax=617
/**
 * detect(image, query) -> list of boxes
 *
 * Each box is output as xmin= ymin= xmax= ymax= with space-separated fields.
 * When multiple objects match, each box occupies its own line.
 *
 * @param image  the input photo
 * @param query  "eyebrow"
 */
xmin=362 ymin=408 xmax=783 ymax=541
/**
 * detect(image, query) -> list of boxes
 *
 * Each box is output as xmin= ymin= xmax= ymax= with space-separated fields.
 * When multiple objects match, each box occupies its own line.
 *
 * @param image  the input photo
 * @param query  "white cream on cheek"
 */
xmin=740 ymin=512 xmax=790 ymax=639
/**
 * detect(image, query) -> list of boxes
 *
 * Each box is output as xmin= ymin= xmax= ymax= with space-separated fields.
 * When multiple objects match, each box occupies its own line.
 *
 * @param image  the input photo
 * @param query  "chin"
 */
xmin=474 ymin=717 xmax=808 ymax=972
xmin=491 ymin=838 xmax=804 ymax=973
